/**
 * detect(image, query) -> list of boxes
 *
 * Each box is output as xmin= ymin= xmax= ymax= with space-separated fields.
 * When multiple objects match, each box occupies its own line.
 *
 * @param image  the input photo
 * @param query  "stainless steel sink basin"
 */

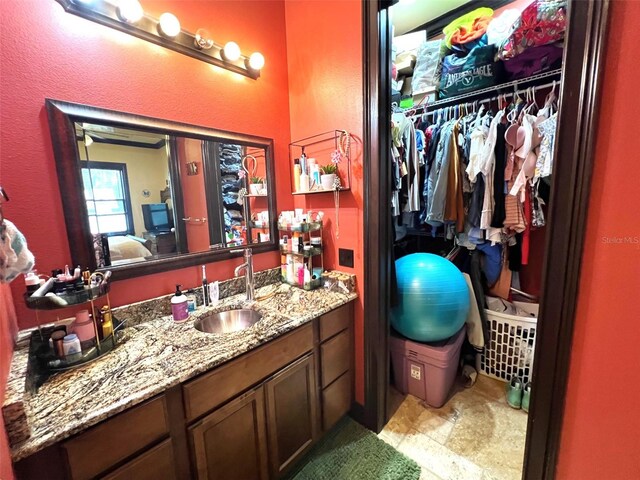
xmin=194 ymin=309 xmax=262 ymax=334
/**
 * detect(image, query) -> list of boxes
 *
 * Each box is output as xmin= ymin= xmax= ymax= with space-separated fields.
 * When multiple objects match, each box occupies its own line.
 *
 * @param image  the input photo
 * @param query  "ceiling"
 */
xmin=391 ymin=0 xmax=473 ymax=36
xmin=75 ymin=123 xmax=167 ymax=147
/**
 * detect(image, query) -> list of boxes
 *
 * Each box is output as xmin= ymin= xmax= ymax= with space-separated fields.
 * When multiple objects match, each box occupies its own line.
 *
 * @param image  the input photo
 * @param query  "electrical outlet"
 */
xmin=338 ymin=248 xmax=354 ymax=268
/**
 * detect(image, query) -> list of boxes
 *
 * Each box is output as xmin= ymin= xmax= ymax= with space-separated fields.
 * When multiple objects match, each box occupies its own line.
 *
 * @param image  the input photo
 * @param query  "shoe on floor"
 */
xmin=506 ymin=376 xmax=523 ymax=409
xmin=522 ymin=382 xmax=532 ymax=412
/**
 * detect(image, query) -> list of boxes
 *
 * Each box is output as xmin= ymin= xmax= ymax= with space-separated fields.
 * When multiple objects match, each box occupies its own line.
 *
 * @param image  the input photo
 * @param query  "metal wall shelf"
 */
xmin=289 ymin=130 xmax=352 ymax=194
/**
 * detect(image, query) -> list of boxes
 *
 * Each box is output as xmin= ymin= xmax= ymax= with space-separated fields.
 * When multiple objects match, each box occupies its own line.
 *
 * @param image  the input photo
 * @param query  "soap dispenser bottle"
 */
xmin=171 ymin=284 xmax=189 ymax=323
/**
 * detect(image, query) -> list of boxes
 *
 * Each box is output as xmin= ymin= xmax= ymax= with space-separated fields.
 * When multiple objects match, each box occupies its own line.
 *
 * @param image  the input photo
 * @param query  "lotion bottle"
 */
xmin=299 ymin=172 xmax=309 ymax=192
xmin=171 ymin=284 xmax=189 ymax=323
xmin=293 ymin=160 xmax=301 ymax=192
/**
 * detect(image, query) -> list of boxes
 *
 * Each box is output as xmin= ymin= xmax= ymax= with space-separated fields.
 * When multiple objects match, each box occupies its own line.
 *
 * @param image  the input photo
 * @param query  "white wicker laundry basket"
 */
xmin=478 ymin=301 xmax=539 ymax=384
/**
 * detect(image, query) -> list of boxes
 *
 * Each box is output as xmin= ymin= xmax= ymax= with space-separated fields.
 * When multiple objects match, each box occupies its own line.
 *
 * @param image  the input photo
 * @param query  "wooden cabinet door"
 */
xmin=189 ymin=387 xmax=269 ymax=480
xmin=265 ymin=354 xmax=318 ymax=478
xmin=101 ymin=439 xmax=176 ymax=480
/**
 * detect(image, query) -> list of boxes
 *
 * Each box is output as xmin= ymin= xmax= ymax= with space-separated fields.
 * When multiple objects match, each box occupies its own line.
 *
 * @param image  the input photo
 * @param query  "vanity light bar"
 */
xmin=55 ymin=0 xmax=262 ymax=79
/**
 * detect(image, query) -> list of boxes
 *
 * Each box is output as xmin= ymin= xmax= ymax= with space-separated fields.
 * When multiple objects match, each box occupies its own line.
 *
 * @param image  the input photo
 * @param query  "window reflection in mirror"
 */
xmin=76 ymin=122 xmax=271 ymax=267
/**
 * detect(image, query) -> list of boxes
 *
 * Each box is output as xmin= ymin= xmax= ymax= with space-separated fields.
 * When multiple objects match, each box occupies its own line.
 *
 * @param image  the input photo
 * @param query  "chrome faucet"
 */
xmin=231 ymin=248 xmax=254 ymax=302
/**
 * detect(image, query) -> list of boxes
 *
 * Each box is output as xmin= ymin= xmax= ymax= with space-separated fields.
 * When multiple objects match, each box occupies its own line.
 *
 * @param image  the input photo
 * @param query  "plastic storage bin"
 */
xmin=390 ymin=326 xmax=466 ymax=408
xmin=478 ymin=301 xmax=538 ymax=384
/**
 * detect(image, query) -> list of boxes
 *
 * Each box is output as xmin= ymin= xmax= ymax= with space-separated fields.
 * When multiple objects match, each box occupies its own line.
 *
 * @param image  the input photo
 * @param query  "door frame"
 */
xmin=361 ymin=1 xmax=610 ymax=479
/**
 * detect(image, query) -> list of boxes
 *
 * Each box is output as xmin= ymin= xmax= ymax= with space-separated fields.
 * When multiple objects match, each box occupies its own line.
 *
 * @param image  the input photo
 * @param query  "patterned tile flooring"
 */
xmin=378 ymin=376 xmax=528 ymax=480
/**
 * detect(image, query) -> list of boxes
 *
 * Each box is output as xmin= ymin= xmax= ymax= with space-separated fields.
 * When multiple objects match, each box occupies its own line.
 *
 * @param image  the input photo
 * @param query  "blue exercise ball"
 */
xmin=392 ymin=253 xmax=469 ymax=342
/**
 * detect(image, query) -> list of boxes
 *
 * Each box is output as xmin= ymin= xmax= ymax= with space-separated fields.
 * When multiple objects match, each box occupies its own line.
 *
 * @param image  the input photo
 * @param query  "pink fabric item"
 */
xmin=498 ymin=0 xmax=567 ymax=60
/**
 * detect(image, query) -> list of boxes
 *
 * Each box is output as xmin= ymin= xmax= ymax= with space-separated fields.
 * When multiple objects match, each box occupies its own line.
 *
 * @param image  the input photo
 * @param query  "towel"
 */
xmin=443 ymin=7 xmax=494 ymax=48
xmin=0 ymin=219 xmax=35 ymax=283
xmin=463 ymin=273 xmax=484 ymax=350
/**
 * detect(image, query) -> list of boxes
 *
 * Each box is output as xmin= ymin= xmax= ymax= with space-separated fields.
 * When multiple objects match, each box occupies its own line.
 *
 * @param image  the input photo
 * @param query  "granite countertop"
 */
xmin=4 ymin=282 xmax=357 ymax=462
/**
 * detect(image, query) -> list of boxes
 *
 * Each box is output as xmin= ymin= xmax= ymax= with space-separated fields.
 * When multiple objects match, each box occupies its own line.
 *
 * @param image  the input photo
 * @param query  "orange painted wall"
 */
xmin=0 ymin=0 xmax=292 ymax=331
xmin=556 ymin=1 xmax=640 ymax=478
xmin=284 ymin=0 xmax=364 ymax=403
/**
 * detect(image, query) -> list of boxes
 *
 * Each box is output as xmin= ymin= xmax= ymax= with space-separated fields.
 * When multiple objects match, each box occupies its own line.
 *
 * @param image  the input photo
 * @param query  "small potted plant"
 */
xmin=320 ymin=164 xmax=338 ymax=190
xmin=249 ymin=176 xmax=264 ymax=195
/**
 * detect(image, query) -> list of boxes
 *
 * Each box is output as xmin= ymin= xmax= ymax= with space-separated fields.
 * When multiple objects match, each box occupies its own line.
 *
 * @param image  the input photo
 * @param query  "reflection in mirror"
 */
xmin=241 ymin=146 xmax=270 ymax=245
xmin=47 ymin=99 xmax=277 ymax=279
xmin=76 ymin=122 xmax=272 ymax=267
xmin=77 ymin=123 xmax=174 ymax=266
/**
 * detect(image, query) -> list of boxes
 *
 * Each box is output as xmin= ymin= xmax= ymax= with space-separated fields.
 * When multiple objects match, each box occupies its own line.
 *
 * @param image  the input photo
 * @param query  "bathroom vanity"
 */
xmin=6 ymin=282 xmax=356 ymax=480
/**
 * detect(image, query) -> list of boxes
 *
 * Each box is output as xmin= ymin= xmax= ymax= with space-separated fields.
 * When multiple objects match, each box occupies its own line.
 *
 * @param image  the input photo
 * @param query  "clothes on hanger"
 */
xmin=391 ymin=82 xmax=558 ymax=261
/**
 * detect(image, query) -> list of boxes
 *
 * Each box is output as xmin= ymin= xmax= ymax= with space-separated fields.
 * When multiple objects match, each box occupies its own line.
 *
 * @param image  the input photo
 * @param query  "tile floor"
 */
xmin=378 ymin=375 xmax=528 ymax=480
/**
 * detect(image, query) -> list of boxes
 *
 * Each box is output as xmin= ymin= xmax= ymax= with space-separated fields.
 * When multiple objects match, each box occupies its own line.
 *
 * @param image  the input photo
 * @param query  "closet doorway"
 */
xmin=362 ymin=1 xmax=609 ymax=479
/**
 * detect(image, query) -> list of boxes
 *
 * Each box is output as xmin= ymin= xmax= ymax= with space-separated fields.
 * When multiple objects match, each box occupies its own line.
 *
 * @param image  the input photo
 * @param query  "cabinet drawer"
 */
xmin=322 ymin=371 xmax=352 ymax=431
xmin=63 ymin=395 xmax=168 ymax=480
xmin=101 ymin=439 xmax=176 ymax=480
xmin=319 ymin=303 xmax=352 ymax=341
xmin=184 ymin=323 xmax=313 ymax=422
xmin=320 ymin=329 xmax=351 ymax=388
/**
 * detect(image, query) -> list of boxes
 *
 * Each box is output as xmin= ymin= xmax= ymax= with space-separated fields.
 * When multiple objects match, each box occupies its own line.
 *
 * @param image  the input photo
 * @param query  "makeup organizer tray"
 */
xmin=23 ymin=285 xmax=123 ymax=390
xmin=23 ymin=282 xmax=110 ymax=310
xmin=278 ymin=219 xmax=324 ymax=291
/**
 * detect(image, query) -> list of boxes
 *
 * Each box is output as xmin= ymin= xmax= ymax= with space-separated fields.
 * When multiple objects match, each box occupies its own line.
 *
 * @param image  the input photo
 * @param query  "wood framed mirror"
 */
xmin=46 ymin=99 xmax=277 ymax=280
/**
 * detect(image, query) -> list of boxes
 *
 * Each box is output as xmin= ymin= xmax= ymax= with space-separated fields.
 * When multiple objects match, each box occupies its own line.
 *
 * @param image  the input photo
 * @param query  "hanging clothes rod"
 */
xmin=406 ymin=79 xmax=559 ymax=119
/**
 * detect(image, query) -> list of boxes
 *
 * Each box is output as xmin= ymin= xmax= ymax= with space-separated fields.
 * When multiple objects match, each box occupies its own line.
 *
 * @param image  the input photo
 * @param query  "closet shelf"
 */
xmin=405 ymin=69 xmax=562 ymax=112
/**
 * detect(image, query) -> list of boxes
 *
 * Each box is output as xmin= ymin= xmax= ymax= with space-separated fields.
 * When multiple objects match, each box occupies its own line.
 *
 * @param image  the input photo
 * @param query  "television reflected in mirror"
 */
xmin=47 ymin=99 xmax=277 ymax=279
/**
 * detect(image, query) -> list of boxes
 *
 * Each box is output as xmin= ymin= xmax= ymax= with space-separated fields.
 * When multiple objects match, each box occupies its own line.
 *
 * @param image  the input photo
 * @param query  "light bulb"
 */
xmin=248 ymin=52 xmax=265 ymax=70
xmin=222 ymin=41 xmax=241 ymax=62
xmin=116 ymin=0 xmax=143 ymax=24
xmin=158 ymin=12 xmax=181 ymax=38
xmin=84 ymin=134 xmax=93 ymax=147
xmin=194 ymin=28 xmax=214 ymax=50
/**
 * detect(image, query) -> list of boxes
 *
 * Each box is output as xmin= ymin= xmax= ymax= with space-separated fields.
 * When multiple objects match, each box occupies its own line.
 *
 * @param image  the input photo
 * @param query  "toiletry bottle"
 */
xmin=286 ymin=255 xmax=295 ymax=283
xmin=100 ymin=305 xmax=114 ymax=338
xmin=281 ymin=255 xmax=287 ymax=280
xmin=24 ymin=272 xmax=40 ymax=294
xmin=63 ymin=334 xmax=82 ymax=358
xmin=95 ymin=308 xmax=104 ymax=340
xmin=51 ymin=330 xmax=66 ymax=358
xmin=171 ymin=284 xmax=189 ymax=323
xmin=209 ymin=281 xmax=219 ymax=305
xmin=300 ymin=153 xmax=307 ymax=176
xmin=187 ymin=296 xmax=196 ymax=312
xmin=294 ymin=160 xmax=301 ymax=192
xmin=201 ymin=265 xmax=210 ymax=307
xmin=299 ymin=172 xmax=309 ymax=192
xmin=312 ymin=164 xmax=321 ymax=186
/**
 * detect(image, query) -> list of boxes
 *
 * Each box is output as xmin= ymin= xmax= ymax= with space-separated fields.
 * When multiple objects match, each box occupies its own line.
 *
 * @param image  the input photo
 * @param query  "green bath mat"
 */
xmin=287 ymin=417 xmax=421 ymax=480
